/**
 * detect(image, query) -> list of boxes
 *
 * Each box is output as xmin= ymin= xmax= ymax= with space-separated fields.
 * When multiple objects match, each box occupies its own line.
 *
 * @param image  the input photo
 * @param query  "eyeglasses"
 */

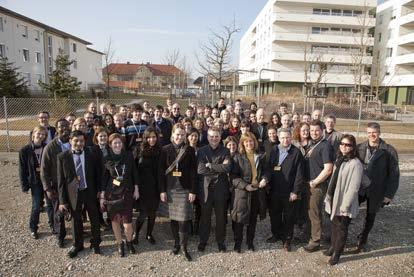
xmin=340 ymin=142 xmax=353 ymax=147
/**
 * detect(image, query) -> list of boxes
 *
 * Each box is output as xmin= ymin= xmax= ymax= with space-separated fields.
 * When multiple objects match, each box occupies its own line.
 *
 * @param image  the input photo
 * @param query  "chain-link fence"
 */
xmin=0 ymin=94 xmax=408 ymax=152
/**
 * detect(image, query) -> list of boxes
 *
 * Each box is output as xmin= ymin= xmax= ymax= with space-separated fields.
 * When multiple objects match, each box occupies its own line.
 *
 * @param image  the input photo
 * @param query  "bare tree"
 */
xmin=303 ymin=39 xmax=334 ymax=112
xmin=162 ymin=49 xmax=181 ymax=66
xmin=196 ymin=20 xmax=240 ymax=98
xmin=102 ymin=37 xmax=116 ymax=98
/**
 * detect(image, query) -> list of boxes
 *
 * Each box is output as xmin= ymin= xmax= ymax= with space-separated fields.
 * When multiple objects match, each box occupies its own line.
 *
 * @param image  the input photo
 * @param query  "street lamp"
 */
xmin=232 ymin=69 xmax=257 ymax=104
xmin=256 ymin=68 xmax=280 ymax=107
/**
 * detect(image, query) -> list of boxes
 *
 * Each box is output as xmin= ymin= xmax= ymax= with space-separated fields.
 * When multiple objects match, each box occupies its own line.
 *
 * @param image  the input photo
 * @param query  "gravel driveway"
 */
xmin=0 ymin=153 xmax=413 ymax=276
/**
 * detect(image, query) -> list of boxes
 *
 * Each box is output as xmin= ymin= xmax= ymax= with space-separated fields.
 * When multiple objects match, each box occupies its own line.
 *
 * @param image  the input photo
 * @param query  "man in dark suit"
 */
xmin=197 ymin=127 xmax=232 ymax=252
xmin=266 ymin=128 xmax=305 ymax=251
xmin=356 ymin=122 xmax=399 ymax=252
xmin=57 ymin=130 xmax=102 ymax=258
xmin=149 ymin=105 xmax=172 ymax=146
xmin=251 ymin=108 xmax=268 ymax=153
xmin=40 ymin=118 xmax=71 ymax=247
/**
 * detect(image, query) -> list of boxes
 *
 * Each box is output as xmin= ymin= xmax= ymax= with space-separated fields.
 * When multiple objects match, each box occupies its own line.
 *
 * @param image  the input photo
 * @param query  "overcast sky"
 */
xmin=0 ymin=0 xmax=267 ymax=75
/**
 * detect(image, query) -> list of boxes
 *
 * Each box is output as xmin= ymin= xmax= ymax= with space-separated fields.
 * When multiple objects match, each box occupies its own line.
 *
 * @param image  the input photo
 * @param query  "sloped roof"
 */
xmin=103 ymin=63 xmax=183 ymax=76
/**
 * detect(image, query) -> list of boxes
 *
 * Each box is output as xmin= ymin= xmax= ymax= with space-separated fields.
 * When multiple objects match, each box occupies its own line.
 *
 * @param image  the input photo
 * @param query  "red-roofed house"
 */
xmin=103 ymin=62 xmax=184 ymax=92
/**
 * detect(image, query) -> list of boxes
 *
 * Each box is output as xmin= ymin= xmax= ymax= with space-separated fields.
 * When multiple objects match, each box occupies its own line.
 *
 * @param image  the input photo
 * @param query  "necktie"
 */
xmin=75 ymin=155 xmax=86 ymax=190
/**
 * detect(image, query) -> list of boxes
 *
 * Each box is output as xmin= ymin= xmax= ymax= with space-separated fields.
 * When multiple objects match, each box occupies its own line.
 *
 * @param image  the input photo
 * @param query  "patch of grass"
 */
xmin=336 ymin=119 xmax=414 ymax=135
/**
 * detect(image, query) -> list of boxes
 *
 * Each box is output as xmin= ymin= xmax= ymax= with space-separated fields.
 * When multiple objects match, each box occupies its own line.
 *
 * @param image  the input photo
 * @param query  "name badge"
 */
xmin=76 ymin=176 xmax=81 ymax=181
xmin=159 ymin=134 xmax=164 ymax=138
xmin=113 ymin=179 xmax=121 ymax=186
xmin=172 ymin=171 xmax=182 ymax=177
xmin=258 ymin=139 xmax=263 ymax=142
xmin=136 ymin=137 xmax=143 ymax=143
xmin=274 ymin=166 xmax=281 ymax=171
xmin=36 ymin=167 xmax=41 ymax=172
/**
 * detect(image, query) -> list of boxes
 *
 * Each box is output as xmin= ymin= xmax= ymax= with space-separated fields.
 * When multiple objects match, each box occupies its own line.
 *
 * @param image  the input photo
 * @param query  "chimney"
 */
xmin=147 ymin=62 xmax=150 ymax=65
xmin=127 ymin=61 xmax=130 ymax=64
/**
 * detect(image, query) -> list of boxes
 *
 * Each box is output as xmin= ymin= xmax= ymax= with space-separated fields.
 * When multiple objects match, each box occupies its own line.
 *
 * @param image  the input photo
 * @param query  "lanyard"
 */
xmin=133 ymin=122 xmax=142 ymax=136
xmin=34 ymin=147 xmax=43 ymax=165
xmin=305 ymin=139 xmax=323 ymax=159
xmin=114 ymin=164 xmax=126 ymax=178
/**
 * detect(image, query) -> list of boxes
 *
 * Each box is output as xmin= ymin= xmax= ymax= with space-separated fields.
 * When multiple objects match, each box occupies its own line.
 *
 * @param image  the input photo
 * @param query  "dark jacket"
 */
xmin=41 ymin=138 xmax=65 ymax=192
xmin=266 ymin=144 xmax=305 ymax=196
xmin=197 ymin=144 xmax=232 ymax=203
xmin=137 ymin=147 xmax=161 ymax=213
xmin=149 ymin=118 xmax=173 ymax=146
xmin=158 ymin=144 xmax=197 ymax=194
xmin=251 ymin=122 xmax=268 ymax=152
xmin=19 ymin=143 xmax=45 ymax=192
xmin=102 ymin=151 xmax=138 ymax=195
xmin=230 ymin=153 xmax=267 ymax=224
xmin=57 ymin=148 xmax=101 ymax=211
xmin=357 ymin=139 xmax=399 ymax=213
xmin=263 ymin=139 xmax=279 ymax=164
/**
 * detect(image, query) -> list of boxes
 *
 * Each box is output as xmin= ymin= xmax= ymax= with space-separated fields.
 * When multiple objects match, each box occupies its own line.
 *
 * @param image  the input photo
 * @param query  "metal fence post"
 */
xmin=96 ymin=97 xmax=99 ymax=111
xmin=3 ymin=97 xmax=10 ymax=152
xmin=357 ymin=95 xmax=363 ymax=138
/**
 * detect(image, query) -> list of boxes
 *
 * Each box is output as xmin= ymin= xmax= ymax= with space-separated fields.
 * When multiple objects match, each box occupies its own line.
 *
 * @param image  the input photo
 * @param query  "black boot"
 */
xmin=234 ymin=242 xmax=242 ymax=253
xmin=328 ymin=252 xmax=340 ymax=265
xmin=146 ymin=216 xmax=156 ymax=245
xmin=171 ymin=221 xmax=180 ymax=255
xmin=180 ymin=232 xmax=192 ymax=261
xmin=118 ymin=241 xmax=125 ymax=257
xmin=126 ymin=241 xmax=136 ymax=254
xmin=133 ymin=220 xmax=144 ymax=245
xmin=323 ymin=246 xmax=334 ymax=256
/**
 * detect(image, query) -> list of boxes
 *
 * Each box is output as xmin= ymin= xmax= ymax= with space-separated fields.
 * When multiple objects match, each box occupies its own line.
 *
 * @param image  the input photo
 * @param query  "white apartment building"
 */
xmin=0 ymin=6 xmax=103 ymax=92
xmin=373 ymin=0 xmax=414 ymax=105
xmin=239 ymin=0 xmax=376 ymax=96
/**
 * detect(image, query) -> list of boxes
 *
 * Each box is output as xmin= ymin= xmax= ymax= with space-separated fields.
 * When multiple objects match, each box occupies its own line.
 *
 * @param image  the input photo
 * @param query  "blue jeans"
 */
xmin=29 ymin=183 xmax=43 ymax=232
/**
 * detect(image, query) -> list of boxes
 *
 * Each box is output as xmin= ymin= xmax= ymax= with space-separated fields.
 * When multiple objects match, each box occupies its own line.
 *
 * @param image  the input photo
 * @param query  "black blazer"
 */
xmin=251 ymin=122 xmax=268 ymax=152
xmin=266 ymin=144 xmax=305 ymax=196
xmin=149 ymin=118 xmax=172 ymax=146
xmin=41 ymin=138 xmax=64 ymax=192
xmin=57 ymin=148 xmax=101 ymax=210
xmin=19 ymin=143 xmax=45 ymax=191
xmin=158 ymin=144 xmax=197 ymax=194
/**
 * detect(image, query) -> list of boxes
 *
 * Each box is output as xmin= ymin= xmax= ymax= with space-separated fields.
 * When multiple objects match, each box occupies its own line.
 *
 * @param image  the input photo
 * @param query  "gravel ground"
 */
xmin=0 ymin=153 xmax=413 ymax=277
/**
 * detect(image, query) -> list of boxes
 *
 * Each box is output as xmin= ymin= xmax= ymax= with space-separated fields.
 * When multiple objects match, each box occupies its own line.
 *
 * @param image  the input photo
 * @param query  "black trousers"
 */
xmin=171 ymin=220 xmax=190 ymax=247
xmin=330 ymin=216 xmax=351 ymax=254
xmin=199 ymin=188 xmax=228 ymax=244
xmin=233 ymin=192 xmax=260 ymax=245
xmin=269 ymin=194 xmax=297 ymax=242
xmin=71 ymin=189 xmax=101 ymax=248
xmin=47 ymin=193 xmax=66 ymax=240
xmin=358 ymin=195 xmax=377 ymax=244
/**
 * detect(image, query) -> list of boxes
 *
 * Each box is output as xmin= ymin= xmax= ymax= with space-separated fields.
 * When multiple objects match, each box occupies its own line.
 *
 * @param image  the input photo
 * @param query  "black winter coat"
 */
xmin=230 ymin=153 xmax=267 ymax=224
xmin=357 ymin=139 xmax=399 ymax=213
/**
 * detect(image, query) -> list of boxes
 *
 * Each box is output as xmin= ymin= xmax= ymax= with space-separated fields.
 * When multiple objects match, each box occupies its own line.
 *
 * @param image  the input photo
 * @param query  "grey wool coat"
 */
xmin=324 ymin=158 xmax=363 ymax=220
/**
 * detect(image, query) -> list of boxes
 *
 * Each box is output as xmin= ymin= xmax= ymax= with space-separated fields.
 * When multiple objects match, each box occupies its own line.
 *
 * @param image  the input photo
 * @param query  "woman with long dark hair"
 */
xmin=100 ymin=133 xmax=140 ymax=257
xmin=324 ymin=134 xmax=363 ymax=265
xmin=133 ymin=127 xmax=161 ymax=245
xmin=159 ymin=124 xmax=197 ymax=261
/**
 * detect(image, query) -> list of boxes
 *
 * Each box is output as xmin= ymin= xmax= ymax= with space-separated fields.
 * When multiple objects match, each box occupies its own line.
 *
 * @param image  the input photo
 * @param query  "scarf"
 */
xmin=327 ymin=154 xmax=350 ymax=206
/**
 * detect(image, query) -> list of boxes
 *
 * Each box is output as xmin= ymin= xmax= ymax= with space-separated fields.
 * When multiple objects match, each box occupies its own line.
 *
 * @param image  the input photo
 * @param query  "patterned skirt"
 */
xmin=160 ymin=187 xmax=193 ymax=222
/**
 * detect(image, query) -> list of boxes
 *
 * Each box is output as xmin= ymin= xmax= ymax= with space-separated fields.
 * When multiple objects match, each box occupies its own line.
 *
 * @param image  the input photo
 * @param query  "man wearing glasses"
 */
xmin=356 ymin=122 xmax=399 ymax=252
xmin=37 ymin=111 xmax=56 ymax=144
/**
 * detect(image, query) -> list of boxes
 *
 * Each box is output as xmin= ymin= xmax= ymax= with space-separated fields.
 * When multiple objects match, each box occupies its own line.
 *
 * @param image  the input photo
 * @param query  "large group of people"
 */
xmin=18 ymin=97 xmax=400 ymax=265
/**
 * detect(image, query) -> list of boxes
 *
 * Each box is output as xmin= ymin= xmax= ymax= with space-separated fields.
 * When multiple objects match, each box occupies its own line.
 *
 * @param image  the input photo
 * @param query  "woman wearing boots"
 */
xmin=133 ymin=127 xmax=161 ymax=245
xmin=324 ymin=134 xmax=363 ymax=265
xmin=158 ymin=124 xmax=197 ymax=261
xmin=230 ymin=132 xmax=267 ymax=253
xmin=187 ymin=128 xmax=201 ymax=235
xmin=100 ymin=133 xmax=140 ymax=257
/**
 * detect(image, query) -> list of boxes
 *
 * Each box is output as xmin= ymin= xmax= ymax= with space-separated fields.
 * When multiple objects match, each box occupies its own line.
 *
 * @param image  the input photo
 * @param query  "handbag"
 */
xmin=105 ymin=181 xmax=126 ymax=214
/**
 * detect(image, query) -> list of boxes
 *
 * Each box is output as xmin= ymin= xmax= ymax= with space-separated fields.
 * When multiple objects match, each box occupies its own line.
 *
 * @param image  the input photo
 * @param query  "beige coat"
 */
xmin=324 ymin=158 xmax=363 ymax=220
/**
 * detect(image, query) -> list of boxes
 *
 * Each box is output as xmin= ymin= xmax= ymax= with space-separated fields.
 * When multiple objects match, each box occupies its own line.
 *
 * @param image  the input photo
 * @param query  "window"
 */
xmin=353 ymin=10 xmax=363 ymax=17
xmin=378 ymin=32 xmax=382 ymax=42
xmin=0 ymin=44 xmax=5 ymax=58
xmin=352 ymin=29 xmax=362 ymax=34
xmin=321 ymin=27 xmax=329 ymax=33
xmin=22 ymin=49 xmax=29 ymax=62
xmin=331 ymin=9 xmax=341 ymax=16
xmin=73 ymin=60 xmax=77 ymax=69
xmin=72 ymin=43 xmax=77 ymax=53
xmin=379 ymin=14 xmax=383 ymax=24
xmin=331 ymin=27 xmax=341 ymax=34
xmin=321 ymin=9 xmax=330 ymax=15
xmin=342 ymin=28 xmax=352 ymax=35
xmin=34 ymin=30 xmax=40 ymax=41
xmin=22 ymin=25 xmax=28 ymax=38
xmin=36 ymin=74 xmax=42 ymax=84
xmin=313 ymin=8 xmax=321 ymax=15
xmin=387 ymin=47 xmax=393 ymax=57
xmin=0 ymin=17 xmax=3 ymax=32
xmin=35 ymin=52 xmax=41 ymax=63
xmin=48 ymin=36 xmax=53 ymax=73
xmin=343 ymin=10 xmax=352 ymax=17
xmin=312 ymin=27 xmax=321 ymax=34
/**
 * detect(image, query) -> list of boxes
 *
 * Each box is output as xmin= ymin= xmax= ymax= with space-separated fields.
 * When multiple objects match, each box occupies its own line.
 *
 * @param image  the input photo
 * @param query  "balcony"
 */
xmin=395 ymin=53 xmax=414 ymax=65
xmin=274 ymin=11 xmax=376 ymax=28
xmin=398 ymin=32 xmax=414 ymax=46
xmin=272 ymin=50 xmax=372 ymax=64
xmin=400 ymin=12 xmax=414 ymax=27
xmin=276 ymin=0 xmax=376 ymax=7
xmin=273 ymin=31 xmax=374 ymax=46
